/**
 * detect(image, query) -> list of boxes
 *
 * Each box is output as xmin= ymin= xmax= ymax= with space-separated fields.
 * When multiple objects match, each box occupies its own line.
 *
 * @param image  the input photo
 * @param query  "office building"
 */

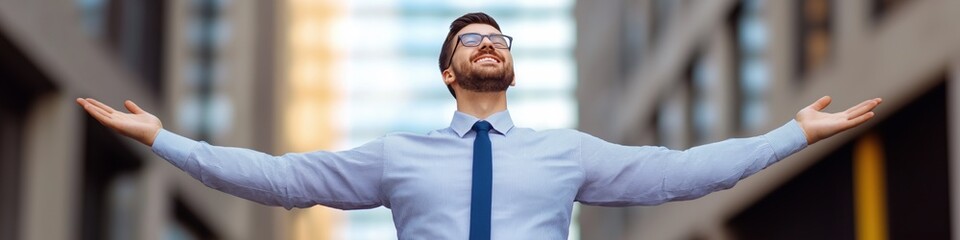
xmin=0 ymin=1 xmax=285 ymax=239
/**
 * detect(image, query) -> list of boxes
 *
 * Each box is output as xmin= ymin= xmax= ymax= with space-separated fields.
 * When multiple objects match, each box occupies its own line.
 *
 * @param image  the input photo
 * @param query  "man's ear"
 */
xmin=442 ymin=69 xmax=456 ymax=85
xmin=510 ymin=76 xmax=516 ymax=86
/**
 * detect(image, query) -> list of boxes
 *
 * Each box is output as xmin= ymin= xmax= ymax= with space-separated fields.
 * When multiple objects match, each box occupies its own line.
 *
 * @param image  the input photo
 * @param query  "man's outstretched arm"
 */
xmin=76 ymin=98 xmax=385 ymax=210
xmin=577 ymin=96 xmax=882 ymax=206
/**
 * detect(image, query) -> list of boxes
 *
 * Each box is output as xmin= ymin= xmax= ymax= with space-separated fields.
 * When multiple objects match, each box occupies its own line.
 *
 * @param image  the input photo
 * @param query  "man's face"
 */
xmin=446 ymin=24 xmax=515 ymax=94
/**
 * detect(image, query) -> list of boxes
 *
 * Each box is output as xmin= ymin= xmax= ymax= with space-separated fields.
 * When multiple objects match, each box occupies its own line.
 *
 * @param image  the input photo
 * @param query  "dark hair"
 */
xmin=438 ymin=12 xmax=502 ymax=98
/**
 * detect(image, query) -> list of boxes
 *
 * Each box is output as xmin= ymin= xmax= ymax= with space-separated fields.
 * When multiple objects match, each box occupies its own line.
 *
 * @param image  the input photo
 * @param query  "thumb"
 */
xmin=124 ymin=100 xmax=145 ymax=114
xmin=807 ymin=96 xmax=832 ymax=111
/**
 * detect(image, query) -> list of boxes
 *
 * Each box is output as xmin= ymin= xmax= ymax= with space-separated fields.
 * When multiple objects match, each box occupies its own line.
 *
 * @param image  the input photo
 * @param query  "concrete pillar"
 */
xmin=20 ymin=93 xmax=82 ymax=240
xmin=708 ymin=25 xmax=735 ymax=141
xmin=948 ymin=58 xmax=960 ymax=240
xmin=138 ymin=158 xmax=171 ymax=240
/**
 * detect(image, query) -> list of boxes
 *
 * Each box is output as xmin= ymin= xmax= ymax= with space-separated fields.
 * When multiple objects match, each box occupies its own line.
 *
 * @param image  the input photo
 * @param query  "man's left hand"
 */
xmin=796 ymin=96 xmax=882 ymax=145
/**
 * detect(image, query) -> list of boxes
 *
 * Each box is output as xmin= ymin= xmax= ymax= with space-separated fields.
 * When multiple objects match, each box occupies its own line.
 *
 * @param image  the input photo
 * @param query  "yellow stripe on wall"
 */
xmin=854 ymin=133 xmax=888 ymax=240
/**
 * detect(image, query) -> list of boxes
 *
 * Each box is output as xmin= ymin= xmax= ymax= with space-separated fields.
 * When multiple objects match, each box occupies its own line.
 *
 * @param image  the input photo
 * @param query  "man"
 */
xmin=77 ymin=12 xmax=881 ymax=239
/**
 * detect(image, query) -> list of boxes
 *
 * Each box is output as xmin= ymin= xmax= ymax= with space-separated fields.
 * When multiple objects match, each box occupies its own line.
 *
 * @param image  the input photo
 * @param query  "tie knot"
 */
xmin=472 ymin=120 xmax=492 ymax=133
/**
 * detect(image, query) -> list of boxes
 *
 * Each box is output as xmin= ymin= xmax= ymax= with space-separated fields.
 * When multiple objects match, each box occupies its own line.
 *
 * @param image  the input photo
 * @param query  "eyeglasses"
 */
xmin=458 ymin=33 xmax=513 ymax=49
xmin=446 ymin=33 xmax=514 ymax=69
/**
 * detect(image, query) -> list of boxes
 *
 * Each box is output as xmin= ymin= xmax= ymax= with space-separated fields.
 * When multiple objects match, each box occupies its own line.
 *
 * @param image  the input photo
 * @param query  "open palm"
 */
xmin=796 ymin=96 xmax=882 ymax=145
xmin=76 ymin=98 xmax=163 ymax=146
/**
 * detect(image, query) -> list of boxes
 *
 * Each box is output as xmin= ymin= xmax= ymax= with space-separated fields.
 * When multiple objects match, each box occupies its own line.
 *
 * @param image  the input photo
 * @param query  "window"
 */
xmin=658 ymin=85 xmax=690 ymax=149
xmin=178 ymin=0 xmax=233 ymax=142
xmin=795 ymin=0 xmax=833 ymax=79
xmin=689 ymin=53 xmax=717 ymax=144
xmin=731 ymin=0 xmax=770 ymax=132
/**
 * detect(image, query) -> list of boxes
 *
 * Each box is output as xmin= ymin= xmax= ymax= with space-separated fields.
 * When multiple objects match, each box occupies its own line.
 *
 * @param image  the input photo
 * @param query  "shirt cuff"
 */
xmin=762 ymin=120 xmax=809 ymax=160
xmin=151 ymin=129 xmax=201 ymax=169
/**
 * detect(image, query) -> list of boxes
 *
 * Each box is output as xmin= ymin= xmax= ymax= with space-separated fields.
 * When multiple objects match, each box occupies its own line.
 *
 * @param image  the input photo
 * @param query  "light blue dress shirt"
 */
xmin=152 ymin=110 xmax=808 ymax=239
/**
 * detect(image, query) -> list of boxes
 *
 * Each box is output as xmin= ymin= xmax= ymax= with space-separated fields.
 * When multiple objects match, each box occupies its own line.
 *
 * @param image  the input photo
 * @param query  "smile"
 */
xmin=472 ymin=54 xmax=502 ymax=64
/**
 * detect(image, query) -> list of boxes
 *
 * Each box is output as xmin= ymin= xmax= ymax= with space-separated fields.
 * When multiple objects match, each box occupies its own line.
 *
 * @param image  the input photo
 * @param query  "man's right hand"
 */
xmin=76 ymin=98 xmax=163 ymax=146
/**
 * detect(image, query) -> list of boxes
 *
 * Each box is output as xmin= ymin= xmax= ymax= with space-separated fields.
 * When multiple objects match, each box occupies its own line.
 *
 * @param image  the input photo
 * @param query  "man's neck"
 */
xmin=456 ymin=91 xmax=508 ymax=119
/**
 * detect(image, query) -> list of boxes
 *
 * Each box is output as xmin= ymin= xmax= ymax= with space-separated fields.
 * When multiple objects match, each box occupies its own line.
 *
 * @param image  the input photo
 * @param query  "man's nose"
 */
xmin=478 ymin=37 xmax=495 ymax=50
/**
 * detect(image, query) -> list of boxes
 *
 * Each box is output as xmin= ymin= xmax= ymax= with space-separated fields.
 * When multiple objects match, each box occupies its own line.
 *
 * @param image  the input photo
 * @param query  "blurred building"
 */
xmin=576 ymin=0 xmax=960 ymax=239
xmin=0 ymin=0 xmax=287 ymax=239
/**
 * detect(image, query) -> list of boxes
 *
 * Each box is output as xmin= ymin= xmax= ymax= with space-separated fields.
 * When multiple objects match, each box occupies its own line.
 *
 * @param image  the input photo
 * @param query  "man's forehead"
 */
xmin=456 ymin=24 xmax=502 ymax=35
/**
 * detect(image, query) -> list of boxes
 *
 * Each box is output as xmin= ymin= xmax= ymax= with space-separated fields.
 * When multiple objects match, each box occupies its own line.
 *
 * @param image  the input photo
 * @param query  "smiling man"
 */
xmin=77 ymin=12 xmax=882 ymax=239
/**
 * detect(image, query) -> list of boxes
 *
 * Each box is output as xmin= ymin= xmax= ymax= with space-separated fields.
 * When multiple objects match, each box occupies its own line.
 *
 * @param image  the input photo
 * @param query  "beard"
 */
xmin=451 ymin=53 xmax=514 ymax=93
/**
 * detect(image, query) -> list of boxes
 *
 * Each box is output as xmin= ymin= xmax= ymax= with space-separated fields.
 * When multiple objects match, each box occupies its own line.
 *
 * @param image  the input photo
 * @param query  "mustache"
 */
xmin=471 ymin=47 xmax=504 ymax=61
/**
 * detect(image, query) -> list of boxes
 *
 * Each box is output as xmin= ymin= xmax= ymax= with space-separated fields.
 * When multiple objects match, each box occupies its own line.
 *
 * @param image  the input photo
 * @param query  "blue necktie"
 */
xmin=470 ymin=121 xmax=493 ymax=240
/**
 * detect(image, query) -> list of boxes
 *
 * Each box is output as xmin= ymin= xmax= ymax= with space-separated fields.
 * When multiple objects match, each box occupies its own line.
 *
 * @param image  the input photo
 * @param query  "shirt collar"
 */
xmin=450 ymin=110 xmax=515 ymax=138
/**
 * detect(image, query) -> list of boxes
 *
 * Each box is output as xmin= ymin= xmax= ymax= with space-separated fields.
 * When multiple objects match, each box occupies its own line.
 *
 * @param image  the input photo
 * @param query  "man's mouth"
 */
xmin=472 ymin=54 xmax=502 ymax=64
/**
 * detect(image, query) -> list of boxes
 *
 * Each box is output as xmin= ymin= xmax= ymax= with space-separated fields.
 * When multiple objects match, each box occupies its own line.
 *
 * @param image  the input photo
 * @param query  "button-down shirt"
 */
xmin=152 ymin=110 xmax=808 ymax=239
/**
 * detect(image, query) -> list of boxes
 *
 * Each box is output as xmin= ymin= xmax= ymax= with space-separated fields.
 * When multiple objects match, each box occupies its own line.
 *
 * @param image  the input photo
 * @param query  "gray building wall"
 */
xmin=0 ymin=0 xmax=287 ymax=239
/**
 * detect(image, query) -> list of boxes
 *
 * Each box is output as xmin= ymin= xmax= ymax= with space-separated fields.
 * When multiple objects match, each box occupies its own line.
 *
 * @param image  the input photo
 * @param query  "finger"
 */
xmin=125 ymin=100 xmax=145 ymax=114
xmin=807 ymin=96 xmax=832 ymax=111
xmin=845 ymin=111 xmax=876 ymax=129
xmin=76 ymin=98 xmax=87 ymax=107
xmin=843 ymin=100 xmax=871 ymax=114
xmin=844 ymin=99 xmax=880 ymax=118
xmin=85 ymin=98 xmax=117 ymax=114
xmin=83 ymin=103 xmax=114 ymax=124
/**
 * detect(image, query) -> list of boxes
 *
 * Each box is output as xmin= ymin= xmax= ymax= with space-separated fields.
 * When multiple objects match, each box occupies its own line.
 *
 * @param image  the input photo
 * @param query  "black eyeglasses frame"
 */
xmin=445 ymin=33 xmax=513 ymax=70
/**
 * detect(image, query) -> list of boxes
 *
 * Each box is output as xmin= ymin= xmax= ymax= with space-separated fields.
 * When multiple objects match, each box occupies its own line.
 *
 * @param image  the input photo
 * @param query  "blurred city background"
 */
xmin=0 ymin=0 xmax=957 ymax=239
